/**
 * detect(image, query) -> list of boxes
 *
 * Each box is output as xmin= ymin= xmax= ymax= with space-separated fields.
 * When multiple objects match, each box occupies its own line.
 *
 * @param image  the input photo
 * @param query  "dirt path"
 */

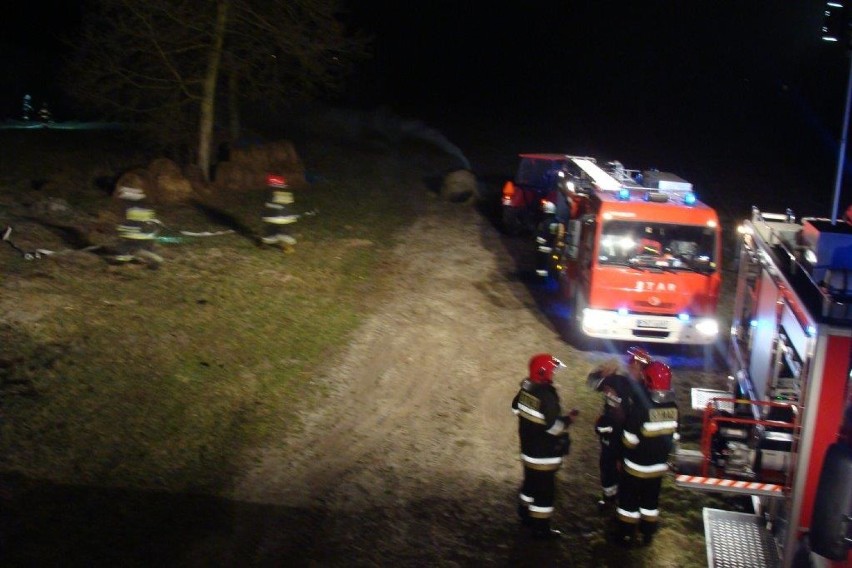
xmin=230 ymin=192 xmax=602 ymax=564
xmin=228 ymin=184 xmax=725 ymax=566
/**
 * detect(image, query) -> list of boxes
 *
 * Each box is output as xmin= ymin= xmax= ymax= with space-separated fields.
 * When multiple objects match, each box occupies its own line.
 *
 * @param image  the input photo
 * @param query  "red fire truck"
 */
xmin=552 ymin=156 xmax=722 ymax=345
xmin=673 ymin=207 xmax=852 ymax=567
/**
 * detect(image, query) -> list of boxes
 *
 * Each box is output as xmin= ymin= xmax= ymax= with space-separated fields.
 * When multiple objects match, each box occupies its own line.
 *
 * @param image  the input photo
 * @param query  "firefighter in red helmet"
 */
xmin=586 ymin=346 xmax=653 ymax=510
xmin=512 ymin=353 xmax=579 ymax=539
xmin=615 ymin=360 xmax=679 ymax=547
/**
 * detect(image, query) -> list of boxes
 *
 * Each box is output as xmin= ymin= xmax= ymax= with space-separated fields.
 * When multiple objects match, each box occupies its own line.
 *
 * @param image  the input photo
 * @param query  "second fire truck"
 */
xmin=544 ymin=156 xmax=723 ymax=345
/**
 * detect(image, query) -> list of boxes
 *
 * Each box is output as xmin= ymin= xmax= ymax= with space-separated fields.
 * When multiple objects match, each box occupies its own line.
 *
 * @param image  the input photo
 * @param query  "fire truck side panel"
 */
xmin=748 ymin=270 xmax=781 ymax=401
xmin=787 ymin=332 xmax=852 ymax=558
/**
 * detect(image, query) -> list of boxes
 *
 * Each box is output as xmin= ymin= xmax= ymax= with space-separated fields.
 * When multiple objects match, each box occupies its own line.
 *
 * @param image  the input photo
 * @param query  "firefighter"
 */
xmin=534 ymin=201 xmax=560 ymax=278
xmin=22 ymin=94 xmax=33 ymax=121
xmin=615 ymin=360 xmax=679 ymax=547
xmin=261 ymin=174 xmax=298 ymax=252
xmin=586 ymin=346 xmax=653 ymax=510
xmin=114 ymin=185 xmax=162 ymax=266
xmin=512 ymin=353 xmax=579 ymax=539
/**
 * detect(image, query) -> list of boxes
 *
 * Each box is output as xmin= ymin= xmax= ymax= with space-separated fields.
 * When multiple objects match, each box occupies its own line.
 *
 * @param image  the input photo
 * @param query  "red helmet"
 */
xmin=626 ymin=346 xmax=652 ymax=368
xmin=643 ymin=361 xmax=672 ymax=391
xmin=528 ymin=353 xmax=565 ymax=384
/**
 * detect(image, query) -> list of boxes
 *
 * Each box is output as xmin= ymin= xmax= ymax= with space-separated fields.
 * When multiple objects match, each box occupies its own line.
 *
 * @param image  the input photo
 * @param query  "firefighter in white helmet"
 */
xmin=512 ymin=353 xmax=579 ymax=539
xmin=261 ymin=173 xmax=298 ymax=252
xmin=114 ymin=185 xmax=162 ymax=265
xmin=614 ymin=360 xmax=679 ymax=547
xmin=586 ymin=346 xmax=653 ymax=511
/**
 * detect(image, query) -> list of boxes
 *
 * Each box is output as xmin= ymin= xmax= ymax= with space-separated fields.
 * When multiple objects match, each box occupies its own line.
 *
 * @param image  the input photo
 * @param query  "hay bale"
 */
xmin=156 ymin=171 xmax=194 ymax=204
xmin=148 ymin=158 xmax=181 ymax=178
xmin=184 ymin=164 xmax=214 ymax=199
xmin=440 ymin=169 xmax=477 ymax=203
xmin=212 ymin=161 xmax=244 ymax=191
xmin=268 ymin=140 xmax=304 ymax=171
xmin=248 ymin=145 xmax=270 ymax=169
xmin=230 ymin=147 xmax=251 ymax=164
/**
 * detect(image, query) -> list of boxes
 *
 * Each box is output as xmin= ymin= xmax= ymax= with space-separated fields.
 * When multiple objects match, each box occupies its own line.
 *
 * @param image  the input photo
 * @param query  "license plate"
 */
xmin=637 ymin=319 xmax=668 ymax=329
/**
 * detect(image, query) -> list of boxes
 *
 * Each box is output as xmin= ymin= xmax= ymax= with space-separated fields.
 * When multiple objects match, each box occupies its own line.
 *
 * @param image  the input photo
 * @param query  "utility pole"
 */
xmin=821 ymin=1 xmax=852 ymax=224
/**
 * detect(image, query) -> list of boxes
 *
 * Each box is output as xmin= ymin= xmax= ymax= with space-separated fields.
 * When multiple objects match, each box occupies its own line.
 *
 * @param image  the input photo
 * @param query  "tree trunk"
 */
xmin=197 ymin=0 xmax=229 ymax=181
xmin=227 ymin=61 xmax=241 ymax=143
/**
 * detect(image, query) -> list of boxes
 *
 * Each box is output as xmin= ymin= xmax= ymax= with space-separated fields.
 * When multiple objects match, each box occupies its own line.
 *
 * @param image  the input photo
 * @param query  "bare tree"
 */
xmin=65 ymin=0 xmax=368 ymax=179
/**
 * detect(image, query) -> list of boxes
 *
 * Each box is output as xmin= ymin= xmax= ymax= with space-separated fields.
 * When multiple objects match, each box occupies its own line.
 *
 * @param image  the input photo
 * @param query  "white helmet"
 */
xmin=116 ymin=186 xmax=146 ymax=201
xmin=541 ymin=200 xmax=556 ymax=215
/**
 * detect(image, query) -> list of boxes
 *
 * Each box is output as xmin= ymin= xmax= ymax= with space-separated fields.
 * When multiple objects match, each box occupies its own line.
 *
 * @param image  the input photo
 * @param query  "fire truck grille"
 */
xmin=633 ymin=300 xmax=675 ymax=309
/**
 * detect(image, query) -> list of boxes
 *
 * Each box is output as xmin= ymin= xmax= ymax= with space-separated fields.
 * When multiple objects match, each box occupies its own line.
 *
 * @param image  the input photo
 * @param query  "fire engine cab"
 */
xmin=674 ymin=207 xmax=852 ymax=567
xmin=551 ymin=156 xmax=722 ymax=345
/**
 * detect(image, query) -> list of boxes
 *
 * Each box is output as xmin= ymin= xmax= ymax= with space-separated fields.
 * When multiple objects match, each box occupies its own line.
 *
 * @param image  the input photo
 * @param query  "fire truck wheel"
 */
xmin=569 ymin=292 xmax=591 ymax=350
xmin=809 ymin=442 xmax=852 ymax=561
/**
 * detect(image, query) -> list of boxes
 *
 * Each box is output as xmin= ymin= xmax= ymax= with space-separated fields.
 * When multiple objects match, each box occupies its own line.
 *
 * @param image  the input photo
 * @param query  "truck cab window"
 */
xmin=597 ymin=220 xmax=716 ymax=273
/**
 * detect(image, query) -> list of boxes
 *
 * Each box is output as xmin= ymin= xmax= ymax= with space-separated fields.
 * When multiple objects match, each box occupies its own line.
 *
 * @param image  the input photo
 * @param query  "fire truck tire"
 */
xmin=569 ymin=292 xmax=591 ymax=350
xmin=809 ymin=442 xmax=852 ymax=561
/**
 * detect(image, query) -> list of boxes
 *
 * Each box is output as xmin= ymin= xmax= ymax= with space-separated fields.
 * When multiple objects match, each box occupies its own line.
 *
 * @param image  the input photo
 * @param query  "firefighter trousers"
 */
xmin=598 ymin=434 xmax=623 ymax=499
xmin=519 ymin=466 xmax=558 ymax=531
xmin=615 ymin=471 xmax=663 ymax=538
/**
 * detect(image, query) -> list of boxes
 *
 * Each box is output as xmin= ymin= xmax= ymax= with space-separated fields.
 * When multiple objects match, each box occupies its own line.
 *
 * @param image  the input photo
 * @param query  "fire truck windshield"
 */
xmin=597 ymin=220 xmax=717 ymax=273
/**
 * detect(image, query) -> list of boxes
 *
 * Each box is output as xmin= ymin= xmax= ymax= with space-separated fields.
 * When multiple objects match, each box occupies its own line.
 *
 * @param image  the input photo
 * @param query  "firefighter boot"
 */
xmin=640 ymin=521 xmax=657 ymax=546
xmin=609 ymin=520 xmax=638 ymax=548
xmin=517 ymin=503 xmax=533 ymax=527
xmin=531 ymin=518 xmax=562 ymax=540
xmin=597 ymin=493 xmax=617 ymax=512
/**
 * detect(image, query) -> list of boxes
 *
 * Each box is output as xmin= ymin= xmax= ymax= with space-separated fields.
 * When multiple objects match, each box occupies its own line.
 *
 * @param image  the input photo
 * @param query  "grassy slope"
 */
xmin=0 ymin=129 xmax=419 ymax=495
xmin=1 ymin=128 xmax=741 ymax=566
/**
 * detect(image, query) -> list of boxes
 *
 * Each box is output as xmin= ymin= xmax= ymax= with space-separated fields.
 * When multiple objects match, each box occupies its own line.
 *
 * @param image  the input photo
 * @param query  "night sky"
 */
xmin=1 ymin=0 xmax=850 ymax=217
xmin=346 ymin=0 xmax=852 ymax=218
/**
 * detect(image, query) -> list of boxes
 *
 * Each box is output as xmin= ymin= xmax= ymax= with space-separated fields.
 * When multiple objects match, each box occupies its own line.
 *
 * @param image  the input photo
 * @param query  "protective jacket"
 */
xmin=588 ymin=371 xmax=633 ymax=438
xmin=512 ymin=378 xmax=572 ymax=470
xmin=621 ymin=386 xmax=679 ymax=478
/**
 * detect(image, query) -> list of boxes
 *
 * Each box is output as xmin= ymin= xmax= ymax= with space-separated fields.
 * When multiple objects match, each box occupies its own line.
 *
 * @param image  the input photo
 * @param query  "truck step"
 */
xmin=703 ymin=508 xmax=780 ymax=567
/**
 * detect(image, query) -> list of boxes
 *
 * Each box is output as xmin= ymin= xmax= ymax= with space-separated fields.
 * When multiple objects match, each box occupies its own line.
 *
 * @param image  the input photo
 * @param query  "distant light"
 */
xmin=827 ymin=2 xmax=843 ymax=8
xmin=617 ymin=307 xmax=629 ymax=316
xmin=617 ymin=188 xmax=630 ymax=200
xmin=683 ymin=192 xmax=697 ymax=206
xmin=806 ymin=325 xmax=817 ymax=337
xmin=678 ymin=313 xmax=690 ymax=322
xmin=707 ymin=220 xmax=718 ymax=228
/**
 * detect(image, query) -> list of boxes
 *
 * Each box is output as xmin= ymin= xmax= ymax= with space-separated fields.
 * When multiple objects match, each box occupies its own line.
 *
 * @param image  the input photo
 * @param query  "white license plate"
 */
xmin=637 ymin=319 xmax=669 ymax=329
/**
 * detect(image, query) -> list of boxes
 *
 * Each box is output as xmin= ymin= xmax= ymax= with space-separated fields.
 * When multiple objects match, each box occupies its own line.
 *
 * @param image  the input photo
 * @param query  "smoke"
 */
xmin=396 ymin=118 xmax=471 ymax=171
xmin=304 ymin=105 xmax=472 ymax=171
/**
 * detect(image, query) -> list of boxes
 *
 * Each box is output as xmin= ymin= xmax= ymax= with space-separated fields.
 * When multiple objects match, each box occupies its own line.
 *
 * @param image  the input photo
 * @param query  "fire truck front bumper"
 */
xmin=579 ymin=309 xmax=719 ymax=345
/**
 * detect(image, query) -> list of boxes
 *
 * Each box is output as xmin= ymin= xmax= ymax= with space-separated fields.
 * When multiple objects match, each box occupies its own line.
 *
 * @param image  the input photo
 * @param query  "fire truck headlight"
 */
xmin=582 ymin=309 xmax=617 ymax=332
xmin=695 ymin=318 xmax=719 ymax=337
